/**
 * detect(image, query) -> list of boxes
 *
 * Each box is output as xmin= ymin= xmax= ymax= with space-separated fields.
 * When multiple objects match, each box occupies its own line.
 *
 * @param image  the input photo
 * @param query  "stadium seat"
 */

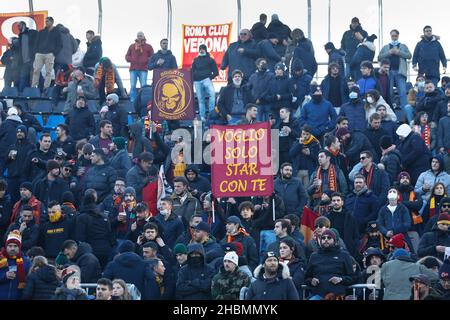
xmin=35 ymin=114 xmax=44 ymax=127
xmin=46 ymin=115 xmax=65 ymax=129
xmin=53 ymin=101 xmax=65 ymax=114
xmin=1 ymin=86 xmax=19 ymax=97
xmin=21 ymin=87 xmax=41 ymax=98
xmin=120 ymin=99 xmax=136 ymax=113
xmin=29 ymin=100 xmax=52 ymax=113
xmin=136 ymin=85 xmax=152 ymax=116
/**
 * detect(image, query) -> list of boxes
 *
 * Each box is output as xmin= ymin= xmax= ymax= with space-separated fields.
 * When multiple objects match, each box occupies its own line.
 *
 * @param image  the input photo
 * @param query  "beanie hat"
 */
xmin=439 ymin=259 xmax=450 ymax=280
xmin=124 ymin=186 xmax=136 ymax=198
xmin=409 ymin=274 xmax=431 ymax=286
xmin=310 ymin=83 xmax=320 ymax=94
xmin=61 ymin=268 xmax=77 ymax=286
xmin=113 ymin=137 xmax=126 ymax=150
xmin=194 ymin=221 xmax=211 ymax=233
xmin=335 ymin=127 xmax=351 ymax=141
xmin=226 ymin=216 xmax=242 ymax=226
xmin=437 ymin=212 xmax=450 ymax=225
xmin=46 ymin=160 xmax=60 ymax=172
xmin=16 ymin=125 xmax=27 ymax=134
xmin=389 ymin=233 xmax=405 ymax=248
xmin=199 ymin=44 xmax=207 ymax=52
xmin=274 ymin=62 xmax=286 ymax=71
xmin=7 ymin=107 xmax=18 ymax=116
xmin=267 ymin=32 xmax=278 ymax=40
xmin=262 ymin=251 xmax=279 ymax=263
xmin=20 ymin=181 xmax=33 ymax=192
xmin=106 ymin=93 xmax=119 ymax=104
xmin=396 ymin=124 xmax=412 ymax=138
xmin=324 ymin=42 xmax=335 ymax=50
xmin=224 ymin=251 xmax=239 ymax=266
xmin=55 ymin=252 xmax=69 ymax=266
xmin=392 ymin=248 xmax=410 ymax=259
xmin=118 ymin=240 xmax=135 ymax=253
xmin=397 ymin=171 xmax=411 ymax=182
xmin=350 ymin=85 xmax=360 ymax=95
xmin=173 ymin=243 xmax=188 ymax=255
xmin=6 ymin=230 xmax=22 ymax=248
xmin=366 ymin=221 xmax=379 ymax=233
xmin=440 ymin=197 xmax=450 ymax=207
xmin=314 ymin=216 xmax=331 ymax=228
xmin=351 ymin=17 xmax=360 ymax=23
xmin=62 ymin=191 xmax=76 ymax=204
xmin=321 ymin=229 xmax=337 ymax=242
xmin=330 ymin=228 xmax=340 ymax=242
xmin=271 ymin=14 xmax=279 ymax=21
xmin=379 ymin=135 xmax=393 ymax=150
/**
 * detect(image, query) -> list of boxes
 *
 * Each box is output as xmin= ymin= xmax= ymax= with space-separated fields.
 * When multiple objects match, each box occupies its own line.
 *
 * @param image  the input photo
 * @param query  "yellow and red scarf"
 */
xmin=301 ymin=134 xmax=319 ymax=146
xmin=0 ymin=248 xmax=26 ymax=289
xmin=95 ymin=64 xmax=115 ymax=93
xmin=226 ymin=228 xmax=250 ymax=243
xmin=314 ymin=164 xmax=337 ymax=199
xmin=399 ymin=192 xmax=423 ymax=225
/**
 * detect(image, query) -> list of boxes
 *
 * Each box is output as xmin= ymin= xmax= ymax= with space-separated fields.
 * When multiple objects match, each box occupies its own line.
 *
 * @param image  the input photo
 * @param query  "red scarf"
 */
xmin=226 ymin=227 xmax=250 ymax=243
xmin=94 ymin=64 xmax=115 ymax=93
xmin=415 ymin=125 xmax=431 ymax=148
xmin=0 ymin=248 xmax=26 ymax=289
xmin=398 ymin=192 xmax=423 ymax=225
xmin=134 ymin=39 xmax=144 ymax=53
xmin=314 ymin=164 xmax=337 ymax=199
xmin=362 ymin=165 xmax=375 ymax=189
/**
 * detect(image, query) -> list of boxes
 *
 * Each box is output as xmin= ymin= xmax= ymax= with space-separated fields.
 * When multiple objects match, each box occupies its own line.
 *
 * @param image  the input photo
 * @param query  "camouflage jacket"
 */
xmin=211 ymin=267 xmax=251 ymax=300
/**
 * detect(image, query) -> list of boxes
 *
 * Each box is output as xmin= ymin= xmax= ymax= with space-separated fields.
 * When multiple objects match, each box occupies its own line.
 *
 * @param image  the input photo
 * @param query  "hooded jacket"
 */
xmin=345 ymin=187 xmax=380 ymax=234
xmin=250 ymin=22 xmax=268 ymax=44
xmin=83 ymin=36 xmax=102 ymax=69
xmin=293 ymin=38 xmax=317 ymax=76
xmin=246 ymin=262 xmax=299 ymax=300
xmin=52 ymin=287 xmax=88 ymax=300
xmin=377 ymin=203 xmax=412 ymax=237
xmin=328 ymin=48 xmax=346 ymax=74
xmin=184 ymin=165 xmax=210 ymax=198
xmin=413 ymin=35 xmax=447 ymax=79
xmin=414 ymin=156 xmax=450 ymax=201
xmin=350 ymin=41 xmax=376 ymax=69
xmin=397 ymin=132 xmax=431 ymax=184
xmin=320 ymin=74 xmax=348 ymax=108
xmin=257 ymin=40 xmax=282 ymax=72
xmin=289 ymin=66 xmax=312 ymax=109
xmin=69 ymin=242 xmax=101 ymax=283
xmin=5 ymin=137 xmax=36 ymax=179
xmin=0 ymin=117 xmax=22 ymax=161
xmin=55 ymin=25 xmax=77 ymax=65
xmin=22 ymin=265 xmax=60 ymax=300
xmin=148 ymin=49 xmax=178 ymax=70
xmin=176 ymin=243 xmax=215 ymax=300
xmin=127 ymin=122 xmax=152 ymax=159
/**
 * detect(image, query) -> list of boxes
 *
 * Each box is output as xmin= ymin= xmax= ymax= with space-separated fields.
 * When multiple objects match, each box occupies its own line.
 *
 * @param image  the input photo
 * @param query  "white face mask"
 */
xmin=160 ymin=209 xmax=169 ymax=216
xmin=233 ymin=78 xmax=242 ymax=86
xmin=349 ymin=92 xmax=358 ymax=99
xmin=366 ymin=97 xmax=374 ymax=104
xmin=387 ymin=192 xmax=398 ymax=201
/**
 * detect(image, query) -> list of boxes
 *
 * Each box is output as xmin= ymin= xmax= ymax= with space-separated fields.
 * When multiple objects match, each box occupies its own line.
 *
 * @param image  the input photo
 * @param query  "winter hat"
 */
xmin=324 ymin=42 xmax=335 ymax=50
xmin=46 ymin=159 xmax=60 ymax=172
xmin=364 ymin=247 xmax=385 ymax=262
xmin=366 ymin=34 xmax=378 ymax=42
xmin=194 ymin=221 xmax=211 ymax=233
xmin=61 ymin=268 xmax=77 ymax=286
xmin=366 ymin=221 xmax=379 ymax=233
xmin=113 ymin=137 xmax=126 ymax=150
xmin=199 ymin=44 xmax=207 ymax=52
xmin=350 ymin=85 xmax=361 ymax=95
xmin=421 ymin=256 xmax=442 ymax=270
xmin=389 ymin=233 xmax=406 ymax=248
xmin=118 ymin=240 xmax=135 ymax=253
xmin=335 ymin=127 xmax=350 ymax=141
xmin=397 ymin=171 xmax=411 ymax=182
xmin=20 ymin=181 xmax=33 ymax=192
xmin=6 ymin=230 xmax=22 ymax=248
xmin=16 ymin=125 xmax=27 ymax=134
xmin=226 ymin=216 xmax=242 ymax=226
xmin=330 ymin=228 xmax=340 ymax=242
xmin=267 ymin=32 xmax=278 ymax=40
xmin=439 ymin=259 xmax=450 ymax=280
xmin=262 ymin=251 xmax=279 ymax=263
xmin=100 ymin=106 xmax=109 ymax=114
xmin=62 ymin=191 xmax=76 ymax=204
xmin=173 ymin=243 xmax=188 ymax=255
xmin=55 ymin=252 xmax=69 ymax=266
xmin=124 ymin=186 xmax=136 ymax=198
xmin=379 ymin=135 xmax=393 ymax=150
xmin=409 ymin=274 xmax=431 ymax=286
xmin=437 ymin=212 xmax=450 ymax=225
xmin=439 ymin=197 xmax=450 ymax=207
xmin=396 ymin=124 xmax=412 ymax=138
xmin=351 ymin=17 xmax=360 ymax=23
xmin=224 ymin=251 xmax=239 ymax=266
xmin=7 ymin=107 xmax=18 ymax=116
xmin=321 ymin=229 xmax=337 ymax=242
xmin=392 ymin=248 xmax=410 ymax=259
xmin=106 ymin=93 xmax=119 ymax=104
xmin=274 ymin=62 xmax=286 ymax=71
xmin=291 ymin=59 xmax=304 ymax=72
xmin=314 ymin=216 xmax=331 ymax=228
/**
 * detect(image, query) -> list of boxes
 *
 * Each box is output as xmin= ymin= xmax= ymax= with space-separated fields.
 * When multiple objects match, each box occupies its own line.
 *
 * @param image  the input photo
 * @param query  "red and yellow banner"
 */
xmin=0 ymin=11 xmax=47 ymax=58
xmin=181 ymin=23 xmax=232 ymax=83
xmin=210 ymin=122 xmax=273 ymax=197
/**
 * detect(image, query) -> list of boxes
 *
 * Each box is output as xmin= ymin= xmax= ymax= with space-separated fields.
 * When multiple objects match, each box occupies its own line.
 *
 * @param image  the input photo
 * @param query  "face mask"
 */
xmin=349 ymin=92 xmax=358 ymax=99
xmin=49 ymin=210 xmax=62 ymax=223
xmin=232 ymin=78 xmax=242 ymax=86
xmin=390 ymin=40 xmax=400 ymax=46
xmin=160 ymin=209 xmax=169 ymax=216
xmin=259 ymin=65 xmax=267 ymax=72
xmin=417 ymin=81 xmax=425 ymax=89
xmin=387 ymin=192 xmax=397 ymax=201
xmin=366 ymin=97 xmax=374 ymax=104
xmin=199 ymin=52 xmax=206 ymax=56
xmin=189 ymin=256 xmax=203 ymax=266
xmin=312 ymin=95 xmax=323 ymax=104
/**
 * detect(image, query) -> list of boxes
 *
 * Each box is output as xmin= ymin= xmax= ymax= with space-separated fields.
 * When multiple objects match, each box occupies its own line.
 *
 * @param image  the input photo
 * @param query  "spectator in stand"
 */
xmin=270 ymin=63 xmax=292 ymax=119
xmin=415 ymin=155 xmax=450 ymax=203
xmin=324 ymin=42 xmax=345 ymax=75
xmin=292 ymin=29 xmax=317 ymax=77
xmin=33 ymin=160 xmax=69 ymax=209
xmin=379 ymin=135 xmax=402 ymax=184
xmin=5 ymin=205 xmax=39 ymax=253
xmin=184 ymin=165 xmax=210 ymax=200
xmin=358 ymin=150 xmax=390 ymax=204
xmin=94 ymin=57 xmax=126 ymax=104
xmin=9 ymin=181 xmax=42 ymax=226
xmin=357 ymin=61 xmax=380 ymax=97
xmin=63 ymin=68 xmax=96 ymax=113
xmin=89 ymin=120 xmax=113 ymax=157
xmin=171 ymin=176 xmax=202 ymax=228
xmin=339 ymin=86 xmax=367 ymax=132
xmin=72 ymin=39 xmax=85 ymax=68
xmin=364 ymin=89 xmax=397 ymax=123
xmin=415 ymin=81 xmax=445 ymax=125
xmin=65 ymin=96 xmax=96 ymax=142
xmin=364 ymin=113 xmax=390 ymax=162
xmin=0 ymin=107 xmax=22 ymax=173
xmin=109 ymin=137 xmax=132 ymax=179
xmin=341 ymin=17 xmax=368 ymax=77
xmin=17 ymin=21 xmax=38 ymax=92
xmin=289 ymin=59 xmax=312 ymax=111
xmin=267 ymin=14 xmax=291 ymax=42
xmin=103 ymin=93 xmax=128 ymax=138
xmin=377 ymin=104 xmax=398 ymax=141
xmin=250 ymin=13 xmax=268 ymax=44
xmin=0 ymin=179 xmax=12 ymax=240
xmin=374 ymin=60 xmax=392 ymax=105
xmin=321 ymin=62 xmax=348 ymax=113
xmin=438 ymin=99 xmax=450 ymax=165
xmin=14 ymin=104 xmax=42 ymax=144
xmin=147 ymin=38 xmax=178 ymax=72
xmin=83 ymin=30 xmax=102 ymax=76
xmin=257 ymin=33 xmax=282 ymax=73
xmin=378 ymin=29 xmax=412 ymax=111
xmin=54 ymin=24 xmax=77 ymax=73
xmin=22 ymin=256 xmax=60 ymax=300
xmin=350 ymin=35 xmax=377 ymax=81
xmin=396 ymin=124 xmax=431 ymax=185
xmin=417 ymin=213 xmax=450 ymax=261
xmin=125 ymin=32 xmax=154 ymax=104
xmin=247 ymin=58 xmax=275 ymax=122
xmin=154 ymin=197 xmax=184 ymax=249
xmin=1 ymin=37 xmax=20 ymax=88
xmin=85 ymin=149 xmax=117 ymax=203
xmin=31 ymin=17 xmax=62 ymax=91
xmin=54 ymin=124 xmax=76 ymax=160
xmin=412 ymin=26 xmax=447 ymax=87
xmin=221 ymin=29 xmax=258 ymax=82
xmin=27 ymin=133 xmax=55 ymax=183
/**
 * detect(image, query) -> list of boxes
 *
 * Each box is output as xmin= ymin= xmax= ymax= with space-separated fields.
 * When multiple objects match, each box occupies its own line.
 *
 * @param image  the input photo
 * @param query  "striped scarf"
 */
xmin=226 ymin=228 xmax=250 ymax=243
xmin=95 ymin=64 xmax=115 ymax=93
xmin=399 ymin=192 xmax=422 ymax=225
xmin=415 ymin=125 xmax=431 ymax=148
xmin=301 ymin=134 xmax=319 ymax=146
xmin=0 ymin=249 xmax=26 ymax=289
xmin=314 ymin=164 xmax=337 ymax=199
xmin=429 ymin=196 xmax=437 ymax=218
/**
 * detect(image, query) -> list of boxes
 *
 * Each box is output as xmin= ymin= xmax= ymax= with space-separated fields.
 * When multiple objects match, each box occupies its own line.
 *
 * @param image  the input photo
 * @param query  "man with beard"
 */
xmin=326 ymin=193 xmax=360 ymax=258
xmin=345 ymin=174 xmax=380 ymax=235
xmin=416 ymin=80 xmax=445 ymax=124
xmin=290 ymin=125 xmax=320 ymax=187
xmin=176 ymin=243 xmax=215 ymax=300
xmin=9 ymin=182 xmax=43 ymax=225
xmin=191 ymin=221 xmax=223 ymax=264
xmin=308 ymin=150 xmax=347 ymax=209
xmin=246 ymin=251 xmax=299 ymax=300
xmin=4 ymin=205 xmax=39 ymax=253
xmin=358 ymin=150 xmax=391 ymax=205
xmin=358 ymin=221 xmax=387 ymax=255
xmin=184 ymin=165 xmax=210 ymax=200
xmin=84 ymin=149 xmax=117 ymax=203
xmin=211 ymin=251 xmax=251 ymax=300
xmin=0 ymin=231 xmax=32 ymax=299
xmin=305 ymin=229 xmax=356 ymax=300
xmin=324 ymin=134 xmax=348 ymax=175
xmin=100 ymin=177 xmax=125 ymax=217
xmin=111 ymin=187 xmax=138 ymax=243
xmin=418 ymin=213 xmax=450 ymax=261
xmin=4 ymin=125 xmax=36 ymax=203
xmin=53 ymin=124 xmax=76 ymax=160
xmin=89 ymin=120 xmax=113 ymax=158
xmin=396 ymin=172 xmax=424 ymax=233
xmin=171 ymin=176 xmax=202 ymax=228
xmin=274 ymin=163 xmax=308 ymax=217
xmin=320 ymin=62 xmax=348 ymax=113
xmin=364 ymin=113 xmax=390 ymax=162
xmin=33 ymin=160 xmax=69 ymax=210
xmin=299 ymin=84 xmax=337 ymax=142
xmin=221 ymin=216 xmax=258 ymax=272
xmin=28 ymin=133 xmax=56 ymax=183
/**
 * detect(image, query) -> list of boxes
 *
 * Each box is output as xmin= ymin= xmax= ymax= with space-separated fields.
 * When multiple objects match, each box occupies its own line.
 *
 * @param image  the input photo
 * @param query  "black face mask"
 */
xmin=189 ymin=256 xmax=203 ymax=267
xmin=312 ymin=95 xmax=323 ymax=104
xmin=259 ymin=65 xmax=267 ymax=72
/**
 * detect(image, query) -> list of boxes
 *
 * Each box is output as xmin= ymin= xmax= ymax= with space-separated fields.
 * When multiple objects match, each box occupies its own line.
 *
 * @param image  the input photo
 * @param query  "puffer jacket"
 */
xmin=84 ymin=163 xmax=117 ymax=202
xmin=22 ymin=265 xmax=60 ymax=300
xmin=110 ymin=149 xmax=132 ymax=179
xmin=55 ymin=25 xmax=77 ymax=65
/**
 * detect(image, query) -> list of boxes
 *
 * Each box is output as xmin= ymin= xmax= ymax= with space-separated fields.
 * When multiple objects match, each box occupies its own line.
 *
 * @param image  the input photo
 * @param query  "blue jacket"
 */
xmin=274 ymin=177 xmax=308 ymax=216
xmin=341 ymin=25 xmax=368 ymax=63
xmin=413 ymin=36 xmax=447 ymax=79
xmin=84 ymin=164 xmax=117 ymax=202
xmin=356 ymin=76 xmax=379 ymax=96
xmin=155 ymin=213 xmax=184 ymax=249
xmin=270 ymin=75 xmax=292 ymax=110
xmin=257 ymin=40 xmax=281 ymax=71
xmin=247 ymin=70 xmax=275 ymax=104
xmin=345 ymin=188 xmax=380 ymax=234
xmin=109 ymin=149 xmax=132 ymax=179
xmin=103 ymin=251 xmax=153 ymax=300
xmin=289 ymin=138 xmax=320 ymax=175
xmin=293 ymin=40 xmax=317 ymax=76
xmin=320 ymin=75 xmax=348 ymax=108
xmin=289 ymin=72 xmax=312 ymax=109
xmin=147 ymin=50 xmax=178 ymax=70
xmin=339 ymin=100 xmax=367 ymax=132
xmin=220 ymin=39 xmax=259 ymax=80
xmin=299 ymin=99 xmax=337 ymax=137
xmin=0 ymin=255 xmax=31 ymax=300
xmin=377 ymin=203 xmax=412 ymax=237
xmin=350 ymin=41 xmax=375 ymax=79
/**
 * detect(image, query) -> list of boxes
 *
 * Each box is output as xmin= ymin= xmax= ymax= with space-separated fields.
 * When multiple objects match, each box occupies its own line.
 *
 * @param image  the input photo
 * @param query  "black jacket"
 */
xmin=22 ymin=265 xmax=60 ymax=300
xmin=105 ymin=104 xmax=128 ymax=138
xmin=381 ymin=149 xmax=402 ymax=185
xmin=250 ymin=22 xmax=268 ymax=44
xmin=267 ymin=19 xmax=291 ymax=41
xmin=344 ymin=131 xmax=376 ymax=167
xmin=28 ymin=148 xmax=56 ymax=183
xmin=20 ymin=112 xmax=42 ymax=133
xmin=5 ymin=219 xmax=39 ymax=253
xmin=65 ymin=107 xmax=96 ymax=141
xmin=326 ymin=209 xmax=360 ymax=258
xmin=69 ymin=242 xmax=101 ymax=283
xmin=192 ymin=54 xmax=219 ymax=81
xmin=38 ymin=215 xmax=75 ymax=258
xmin=5 ymin=138 xmax=36 ymax=178
xmin=417 ymin=226 xmax=450 ymax=261
xmin=217 ymin=83 xmax=253 ymax=118
xmin=33 ymin=177 xmax=69 ymax=208
xmin=83 ymin=36 xmax=102 ymax=69
xmin=0 ymin=118 xmax=22 ymax=161
xmin=397 ymin=132 xmax=431 ymax=184
xmin=363 ymin=126 xmax=390 ymax=162
xmin=35 ymin=27 xmax=62 ymax=56
xmin=84 ymin=164 xmax=117 ymax=202
xmin=340 ymin=25 xmax=368 ymax=63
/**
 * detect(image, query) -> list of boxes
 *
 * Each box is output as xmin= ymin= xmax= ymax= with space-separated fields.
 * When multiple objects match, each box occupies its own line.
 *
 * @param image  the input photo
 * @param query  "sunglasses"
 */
xmin=240 ymin=32 xmax=248 ymax=35
xmin=315 ymin=224 xmax=326 ymax=229
xmin=321 ymin=236 xmax=333 ymax=240
xmin=84 ymin=152 xmax=92 ymax=156
xmin=441 ymin=204 xmax=450 ymax=208
xmin=64 ymin=167 xmax=72 ymax=172
xmin=360 ymin=156 xmax=367 ymax=161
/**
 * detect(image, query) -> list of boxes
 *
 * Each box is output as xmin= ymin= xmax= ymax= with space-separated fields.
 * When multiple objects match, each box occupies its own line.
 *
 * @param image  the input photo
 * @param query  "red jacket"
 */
xmin=10 ymin=196 xmax=43 ymax=225
xmin=125 ymin=40 xmax=154 ymax=71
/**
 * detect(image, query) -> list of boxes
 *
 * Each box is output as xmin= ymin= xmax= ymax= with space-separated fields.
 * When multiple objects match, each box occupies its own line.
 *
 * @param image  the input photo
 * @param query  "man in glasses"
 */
xmin=221 ymin=29 xmax=258 ymax=83
xmin=418 ymin=212 xmax=450 ymax=261
xmin=358 ymin=150 xmax=390 ymax=206
xmin=305 ymin=229 xmax=356 ymax=300
xmin=412 ymin=25 xmax=447 ymax=87
xmin=101 ymin=177 xmax=126 ymax=218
